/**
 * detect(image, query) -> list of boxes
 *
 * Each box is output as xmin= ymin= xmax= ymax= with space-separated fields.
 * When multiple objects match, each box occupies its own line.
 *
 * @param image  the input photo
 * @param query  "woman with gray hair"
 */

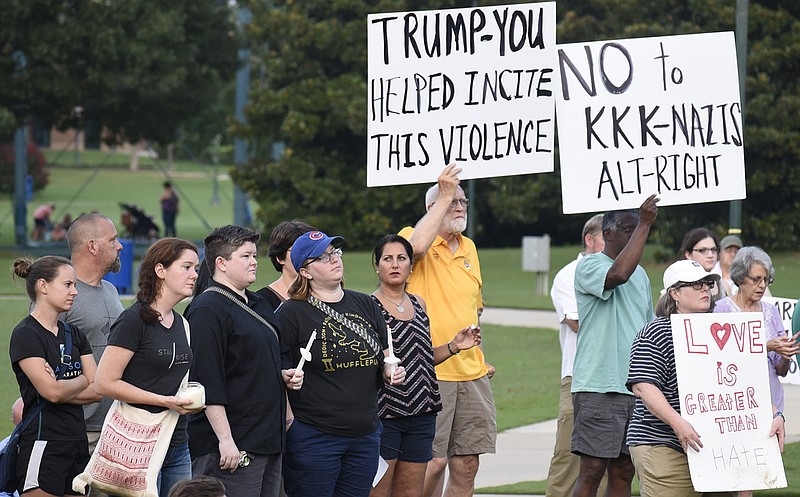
xmin=712 ymin=247 xmax=798 ymax=496
xmin=714 ymin=246 xmax=798 ymax=410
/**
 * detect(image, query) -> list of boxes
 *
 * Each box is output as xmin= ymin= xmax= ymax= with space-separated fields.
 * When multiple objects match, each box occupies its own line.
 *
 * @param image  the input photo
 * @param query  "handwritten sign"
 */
xmin=762 ymin=296 xmax=800 ymax=385
xmin=671 ymin=312 xmax=786 ymax=492
xmin=366 ymin=2 xmax=557 ymax=187
xmin=556 ymin=32 xmax=746 ymax=214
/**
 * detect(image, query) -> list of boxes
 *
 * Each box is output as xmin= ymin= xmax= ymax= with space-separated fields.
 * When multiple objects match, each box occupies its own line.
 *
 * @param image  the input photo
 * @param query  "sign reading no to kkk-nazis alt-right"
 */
xmin=556 ymin=32 xmax=746 ymax=214
xmin=671 ymin=312 xmax=786 ymax=492
xmin=366 ymin=2 xmax=556 ymax=187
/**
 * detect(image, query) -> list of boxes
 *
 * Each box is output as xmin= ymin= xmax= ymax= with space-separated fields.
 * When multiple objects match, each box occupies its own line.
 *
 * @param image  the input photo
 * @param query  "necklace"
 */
xmin=378 ymin=288 xmax=406 ymax=312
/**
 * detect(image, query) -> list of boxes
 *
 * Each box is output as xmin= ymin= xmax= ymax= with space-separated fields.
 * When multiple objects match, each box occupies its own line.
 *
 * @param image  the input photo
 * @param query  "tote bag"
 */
xmin=72 ymin=401 xmax=179 ymax=497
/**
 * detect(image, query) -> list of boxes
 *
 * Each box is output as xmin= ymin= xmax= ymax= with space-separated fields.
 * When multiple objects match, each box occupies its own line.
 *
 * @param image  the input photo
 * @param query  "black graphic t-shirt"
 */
xmin=108 ymin=301 xmax=192 ymax=445
xmin=277 ymin=290 xmax=388 ymax=437
xmin=10 ymin=315 xmax=92 ymax=441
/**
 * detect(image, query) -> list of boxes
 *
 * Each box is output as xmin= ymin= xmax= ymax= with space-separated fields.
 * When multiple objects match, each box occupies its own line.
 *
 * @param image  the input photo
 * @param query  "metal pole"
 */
xmin=467 ymin=180 xmax=475 ymax=239
xmin=14 ymin=126 xmax=28 ymax=246
xmin=729 ymin=0 xmax=748 ymax=235
xmin=211 ymin=134 xmax=221 ymax=205
xmin=233 ymin=7 xmax=252 ymax=226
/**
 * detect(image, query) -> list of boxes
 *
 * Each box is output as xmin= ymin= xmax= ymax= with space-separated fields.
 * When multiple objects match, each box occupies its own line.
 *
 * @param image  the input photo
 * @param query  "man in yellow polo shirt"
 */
xmin=399 ymin=163 xmax=496 ymax=497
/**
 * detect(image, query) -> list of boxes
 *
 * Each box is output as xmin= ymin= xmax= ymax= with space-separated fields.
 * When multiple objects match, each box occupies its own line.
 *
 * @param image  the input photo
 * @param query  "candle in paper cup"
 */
xmin=178 ymin=382 xmax=205 ymax=409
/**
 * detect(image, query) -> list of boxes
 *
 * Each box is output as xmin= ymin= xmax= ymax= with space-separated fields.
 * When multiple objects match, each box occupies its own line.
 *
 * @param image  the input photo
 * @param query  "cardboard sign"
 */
xmin=762 ymin=296 xmax=800 ymax=385
xmin=671 ymin=312 xmax=786 ymax=492
xmin=556 ymin=32 xmax=746 ymax=214
xmin=366 ymin=2 xmax=557 ymax=187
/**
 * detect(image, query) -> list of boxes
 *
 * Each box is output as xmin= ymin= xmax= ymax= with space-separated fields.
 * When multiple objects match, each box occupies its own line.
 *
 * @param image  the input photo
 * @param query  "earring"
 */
xmin=410 ymin=269 xmax=413 ymax=273
xmin=376 ymin=270 xmax=379 ymax=274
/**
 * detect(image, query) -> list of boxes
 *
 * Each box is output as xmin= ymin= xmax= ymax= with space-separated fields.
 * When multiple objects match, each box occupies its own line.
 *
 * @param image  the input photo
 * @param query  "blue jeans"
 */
xmin=283 ymin=420 xmax=381 ymax=497
xmin=157 ymin=443 xmax=192 ymax=496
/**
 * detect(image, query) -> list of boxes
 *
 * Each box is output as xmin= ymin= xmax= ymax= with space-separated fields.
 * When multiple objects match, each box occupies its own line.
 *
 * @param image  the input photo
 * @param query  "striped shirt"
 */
xmin=373 ymin=294 xmax=442 ymax=419
xmin=626 ymin=316 xmax=683 ymax=452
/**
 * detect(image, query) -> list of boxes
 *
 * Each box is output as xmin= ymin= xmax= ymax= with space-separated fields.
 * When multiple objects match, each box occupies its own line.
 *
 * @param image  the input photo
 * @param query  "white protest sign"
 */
xmin=671 ymin=312 xmax=786 ymax=492
xmin=762 ymin=296 xmax=800 ymax=385
xmin=366 ymin=2 xmax=556 ymax=187
xmin=556 ymin=32 xmax=746 ymax=214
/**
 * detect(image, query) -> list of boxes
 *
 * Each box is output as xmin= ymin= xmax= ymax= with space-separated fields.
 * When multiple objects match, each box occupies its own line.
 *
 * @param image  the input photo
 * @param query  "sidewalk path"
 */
xmin=474 ymin=308 xmax=800 ymax=494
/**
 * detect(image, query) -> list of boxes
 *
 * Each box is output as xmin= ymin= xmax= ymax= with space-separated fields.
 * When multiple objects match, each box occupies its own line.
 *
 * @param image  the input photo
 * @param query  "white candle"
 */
xmin=386 ymin=324 xmax=395 ymax=358
xmin=177 ymin=382 xmax=205 ymax=409
xmin=296 ymin=330 xmax=316 ymax=372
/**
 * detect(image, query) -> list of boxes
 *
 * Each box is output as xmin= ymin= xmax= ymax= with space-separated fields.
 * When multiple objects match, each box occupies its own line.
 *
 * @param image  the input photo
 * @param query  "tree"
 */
xmin=235 ymin=0 xmax=800 ymax=250
xmin=234 ymin=0 xmax=473 ymax=249
xmin=0 ymin=0 xmax=238 ymax=146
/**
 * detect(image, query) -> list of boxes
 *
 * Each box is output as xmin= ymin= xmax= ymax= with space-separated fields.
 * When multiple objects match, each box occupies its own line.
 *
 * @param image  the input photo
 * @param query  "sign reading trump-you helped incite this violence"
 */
xmin=366 ymin=2 xmax=556 ymax=187
xmin=671 ymin=312 xmax=786 ymax=492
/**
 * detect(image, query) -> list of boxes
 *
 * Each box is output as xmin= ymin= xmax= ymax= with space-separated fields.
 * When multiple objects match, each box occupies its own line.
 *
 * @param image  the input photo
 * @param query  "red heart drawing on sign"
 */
xmin=710 ymin=323 xmax=732 ymax=350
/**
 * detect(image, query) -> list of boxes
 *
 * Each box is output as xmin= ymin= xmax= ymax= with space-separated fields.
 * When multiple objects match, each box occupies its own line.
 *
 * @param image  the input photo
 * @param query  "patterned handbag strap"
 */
xmin=203 ymin=286 xmax=279 ymax=341
xmin=308 ymin=295 xmax=382 ymax=355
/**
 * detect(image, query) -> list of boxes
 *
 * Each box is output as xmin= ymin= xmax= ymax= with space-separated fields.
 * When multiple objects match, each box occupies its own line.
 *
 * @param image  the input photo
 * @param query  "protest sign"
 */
xmin=366 ymin=2 xmax=556 ymax=187
xmin=671 ymin=312 xmax=786 ymax=492
xmin=762 ymin=295 xmax=800 ymax=385
xmin=556 ymin=32 xmax=745 ymax=214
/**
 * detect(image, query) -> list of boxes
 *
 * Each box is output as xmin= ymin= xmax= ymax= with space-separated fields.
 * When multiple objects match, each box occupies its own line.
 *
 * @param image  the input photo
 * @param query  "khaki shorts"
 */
xmin=432 ymin=375 xmax=497 ymax=458
xmin=630 ymin=445 xmax=700 ymax=497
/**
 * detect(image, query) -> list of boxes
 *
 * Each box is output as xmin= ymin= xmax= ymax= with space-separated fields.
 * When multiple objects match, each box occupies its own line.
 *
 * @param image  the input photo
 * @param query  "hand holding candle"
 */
xmin=384 ymin=324 xmax=402 ymax=384
xmin=296 ymin=330 xmax=316 ymax=372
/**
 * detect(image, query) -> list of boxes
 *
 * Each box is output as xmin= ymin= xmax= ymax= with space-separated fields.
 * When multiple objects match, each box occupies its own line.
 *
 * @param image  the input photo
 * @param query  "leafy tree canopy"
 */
xmin=0 ymin=0 xmax=238 ymax=146
xmin=236 ymin=0 xmax=800 ymax=251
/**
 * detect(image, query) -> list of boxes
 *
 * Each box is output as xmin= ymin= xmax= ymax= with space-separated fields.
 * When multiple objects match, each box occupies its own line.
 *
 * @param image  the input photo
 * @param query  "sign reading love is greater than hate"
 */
xmin=671 ymin=312 xmax=786 ymax=492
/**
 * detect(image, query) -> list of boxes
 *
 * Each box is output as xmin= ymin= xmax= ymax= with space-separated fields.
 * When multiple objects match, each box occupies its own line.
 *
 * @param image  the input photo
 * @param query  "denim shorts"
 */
xmin=379 ymin=412 xmax=437 ymax=463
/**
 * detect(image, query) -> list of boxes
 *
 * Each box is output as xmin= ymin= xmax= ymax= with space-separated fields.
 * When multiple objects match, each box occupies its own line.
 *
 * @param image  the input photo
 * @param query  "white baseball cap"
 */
xmin=662 ymin=260 xmax=721 ymax=293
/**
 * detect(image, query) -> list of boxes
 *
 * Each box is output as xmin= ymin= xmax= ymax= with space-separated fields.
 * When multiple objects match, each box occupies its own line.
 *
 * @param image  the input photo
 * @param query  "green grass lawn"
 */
xmin=2 ymin=151 xmax=800 ymax=494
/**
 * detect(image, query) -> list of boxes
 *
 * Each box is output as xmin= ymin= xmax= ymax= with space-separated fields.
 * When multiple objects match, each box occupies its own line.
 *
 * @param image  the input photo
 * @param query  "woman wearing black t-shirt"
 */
xmin=10 ymin=256 xmax=101 ymax=496
xmin=277 ymin=231 xmax=406 ymax=497
xmin=95 ymin=238 xmax=201 ymax=495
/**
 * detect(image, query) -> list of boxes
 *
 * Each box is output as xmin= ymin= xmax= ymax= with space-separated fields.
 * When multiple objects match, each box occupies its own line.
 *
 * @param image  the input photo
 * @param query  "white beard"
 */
xmin=444 ymin=216 xmax=467 ymax=234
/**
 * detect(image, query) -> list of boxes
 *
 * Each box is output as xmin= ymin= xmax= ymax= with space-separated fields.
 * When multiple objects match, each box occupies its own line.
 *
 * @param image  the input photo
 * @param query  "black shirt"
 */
xmin=10 ymin=316 xmax=92 ymax=441
xmin=277 ymin=290 xmax=388 ymax=437
xmin=108 ymin=301 xmax=192 ymax=445
xmin=186 ymin=282 xmax=285 ymax=457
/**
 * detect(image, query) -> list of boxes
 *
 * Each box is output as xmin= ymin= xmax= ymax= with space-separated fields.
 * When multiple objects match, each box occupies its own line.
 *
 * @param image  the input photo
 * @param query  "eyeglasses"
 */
xmin=450 ymin=198 xmax=470 ymax=208
xmin=676 ymin=279 xmax=716 ymax=291
xmin=310 ymin=248 xmax=343 ymax=264
xmin=744 ymin=274 xmax=773 ymax=286
xmin=692 ymin=247 xmax=719 ymax=255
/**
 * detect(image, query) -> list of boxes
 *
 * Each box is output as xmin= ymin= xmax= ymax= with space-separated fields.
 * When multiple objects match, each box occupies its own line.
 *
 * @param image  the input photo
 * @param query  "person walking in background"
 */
xmin=257 ymin=220 xmax=316 ymax=310
xmin=369 ymin=234 xmax=481 ymax=497
xmin=61 ymin=213 xmax=124 ymax=497
xmin=399 ymin=164 xmax=496 ymax=497
xmin=161 ymin=181 xmax=180 ymax=237
xmin=571 ymin=195 xmax=659 ymax=497
xmin=31 ymin=202 xmax=55 ymax=241
xmin=187 ymin=225 xmax=300 ymax=497
xmin=10 ymin=256 xmax=102 ymax=496
xmin=94 ymin=238 xmax=202 ymax=495
xmin=545 ymin=214 xmax=606 ymax=497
